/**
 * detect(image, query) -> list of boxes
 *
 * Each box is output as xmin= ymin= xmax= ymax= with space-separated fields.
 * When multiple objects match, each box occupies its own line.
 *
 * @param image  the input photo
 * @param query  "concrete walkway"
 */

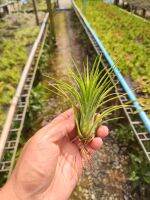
xmin=58 ymin=0 xmax=72 ymax=9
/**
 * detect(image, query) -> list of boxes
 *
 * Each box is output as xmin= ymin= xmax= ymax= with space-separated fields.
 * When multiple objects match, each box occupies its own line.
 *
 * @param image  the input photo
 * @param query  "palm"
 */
xmin=11 ymin=134 xmax=82 ymax=200
xmin=43 ymin=136 xmax=83 ymax=199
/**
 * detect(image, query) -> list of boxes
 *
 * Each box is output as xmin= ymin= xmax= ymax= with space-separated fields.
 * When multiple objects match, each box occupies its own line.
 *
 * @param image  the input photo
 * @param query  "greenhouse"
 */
xmin=0 ymin=0 xmax=150 ymax=199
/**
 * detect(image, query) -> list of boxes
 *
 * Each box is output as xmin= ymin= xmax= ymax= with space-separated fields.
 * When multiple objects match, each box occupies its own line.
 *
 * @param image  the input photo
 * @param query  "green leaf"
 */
xmin=129 ymin=171 xmax=139 ymax=182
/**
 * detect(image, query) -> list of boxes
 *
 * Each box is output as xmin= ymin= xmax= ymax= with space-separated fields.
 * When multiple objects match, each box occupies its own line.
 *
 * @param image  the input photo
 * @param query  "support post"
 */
xmin=114 ymin=0 xmax=119 ymax=5
xmin=32 ymin=0 xmax=40 ymax=26
xmin=56 ymin=0 xmax=59 ymax=8
xmin=142 ymin=8 xmax=146 ymax=18
xmin=45 ymin=0 xmax=55 ymax=44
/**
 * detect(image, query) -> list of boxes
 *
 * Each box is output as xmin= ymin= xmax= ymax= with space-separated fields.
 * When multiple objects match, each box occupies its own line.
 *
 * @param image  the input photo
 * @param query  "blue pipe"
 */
xmin=73 ymin=1 xmax=150 ymax=133
xmin=104 ymin=0 xmax=114 ymax=4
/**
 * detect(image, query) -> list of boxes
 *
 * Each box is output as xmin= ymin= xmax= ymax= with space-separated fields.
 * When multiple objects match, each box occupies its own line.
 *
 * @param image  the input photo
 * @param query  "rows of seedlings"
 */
xmin=0 ymin=0 xmax=46 ymax=131
xmin=75 ymin=0 xmax=150 ymax=117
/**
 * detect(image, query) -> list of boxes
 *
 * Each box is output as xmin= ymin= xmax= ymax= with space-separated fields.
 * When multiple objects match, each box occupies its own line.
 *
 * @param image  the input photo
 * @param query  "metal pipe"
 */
xmin=73 ymin=1 xmax=150 ymax=133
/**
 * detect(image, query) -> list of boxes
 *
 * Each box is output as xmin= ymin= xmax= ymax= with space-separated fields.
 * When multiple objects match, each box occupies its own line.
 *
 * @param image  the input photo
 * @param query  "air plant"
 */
xmin=49 ymin=57 xmax=123 ymax=143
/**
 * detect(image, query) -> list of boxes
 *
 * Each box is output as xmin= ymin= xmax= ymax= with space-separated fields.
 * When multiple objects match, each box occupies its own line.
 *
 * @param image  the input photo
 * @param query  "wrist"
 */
xmin=0 ymin=180 xmax=19 ymax=200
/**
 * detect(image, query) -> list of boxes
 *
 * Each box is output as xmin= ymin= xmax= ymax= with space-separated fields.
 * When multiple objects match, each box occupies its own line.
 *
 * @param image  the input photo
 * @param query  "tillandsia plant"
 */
xmin=49 ymin=57 xmax=123 ymax=143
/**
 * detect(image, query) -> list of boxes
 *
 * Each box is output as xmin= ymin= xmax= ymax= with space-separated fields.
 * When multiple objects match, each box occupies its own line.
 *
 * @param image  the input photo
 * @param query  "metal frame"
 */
xmin=72 ymin=1 xmax=150 ymax=162
xmin=0 ymin=1 xmax=18 ymax=15
xmin=0 ymin=13 xmax=49 ymax=177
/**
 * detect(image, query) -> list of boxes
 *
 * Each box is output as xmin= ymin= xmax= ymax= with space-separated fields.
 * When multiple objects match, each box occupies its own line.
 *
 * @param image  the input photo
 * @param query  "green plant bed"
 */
xmin=75 ymin=0 xmax=150 ymax=113
xmin=114 ymin=124 xmax=150 ymax=198
xmin=0 ymin=13 xmax=39 ymax=130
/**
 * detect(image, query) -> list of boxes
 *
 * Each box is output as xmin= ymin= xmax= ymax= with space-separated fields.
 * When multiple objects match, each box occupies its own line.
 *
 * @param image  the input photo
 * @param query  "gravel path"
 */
xmin=70 ymin=133 xmax=130 ymax=200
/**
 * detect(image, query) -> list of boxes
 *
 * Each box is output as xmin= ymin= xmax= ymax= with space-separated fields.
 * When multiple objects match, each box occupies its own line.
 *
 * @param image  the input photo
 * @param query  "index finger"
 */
xmin=35 ymin=109 xmax=76 ymax=142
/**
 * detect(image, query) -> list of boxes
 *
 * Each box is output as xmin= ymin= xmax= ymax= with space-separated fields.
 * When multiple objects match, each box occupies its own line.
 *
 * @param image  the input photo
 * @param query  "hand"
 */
xmin=1 ymin=109 xmax=109 ymax=200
